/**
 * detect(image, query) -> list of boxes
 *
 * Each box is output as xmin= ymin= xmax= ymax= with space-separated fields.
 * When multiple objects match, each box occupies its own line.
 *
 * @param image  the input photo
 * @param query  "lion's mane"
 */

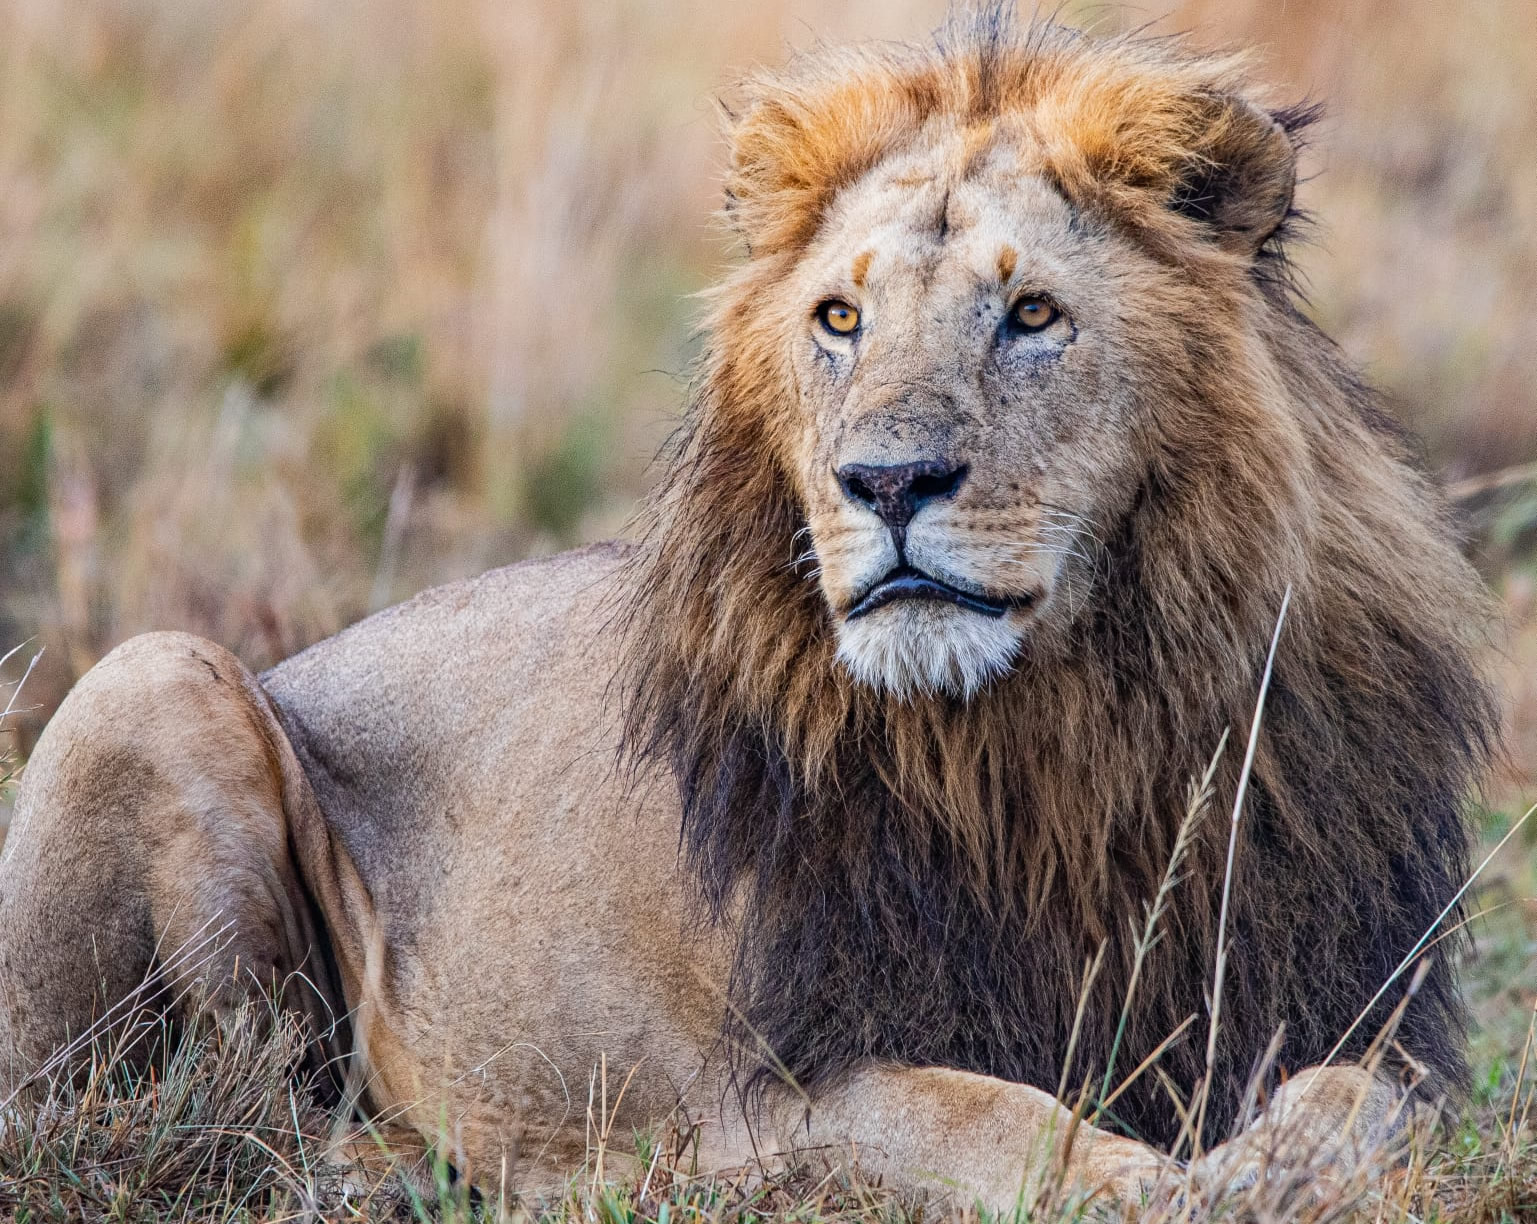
xmin=622 ymin=13 xmax=1498 ymax=1148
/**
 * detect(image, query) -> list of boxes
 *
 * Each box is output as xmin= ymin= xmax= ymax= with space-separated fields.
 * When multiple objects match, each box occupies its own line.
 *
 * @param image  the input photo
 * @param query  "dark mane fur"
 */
xmin=620 ymin=14 xmax=1499 ymax=1149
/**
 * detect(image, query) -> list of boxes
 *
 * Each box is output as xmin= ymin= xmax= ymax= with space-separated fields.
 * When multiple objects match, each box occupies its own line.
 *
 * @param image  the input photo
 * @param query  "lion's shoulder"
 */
xmin=259 ymin=541 xmax=635 ymax=881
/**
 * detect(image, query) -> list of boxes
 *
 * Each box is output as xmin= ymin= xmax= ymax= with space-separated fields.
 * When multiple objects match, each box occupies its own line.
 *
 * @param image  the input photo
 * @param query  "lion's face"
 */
xmin=696 ymin=32 xmax=1304 ymax=701
xmin=778 ymin=125 xmax=1166 ymax=697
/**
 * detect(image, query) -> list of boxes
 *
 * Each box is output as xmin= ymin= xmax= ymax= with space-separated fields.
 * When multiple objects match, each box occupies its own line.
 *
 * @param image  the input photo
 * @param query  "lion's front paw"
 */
xmin=1184 ymin=1130 xmax=1373 ymax=1211
xmin=1185 ymin=1144 xmax=1264 ymax=1200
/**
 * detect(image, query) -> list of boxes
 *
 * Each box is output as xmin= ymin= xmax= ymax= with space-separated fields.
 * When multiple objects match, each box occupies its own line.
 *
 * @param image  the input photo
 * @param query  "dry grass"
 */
xmin=0 ymin=1008 xmax=340 ymax=1222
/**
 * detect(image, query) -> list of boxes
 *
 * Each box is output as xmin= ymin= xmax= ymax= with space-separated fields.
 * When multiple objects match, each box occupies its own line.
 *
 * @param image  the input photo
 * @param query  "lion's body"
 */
xmin=258 ymin=544 xmax=717 ymax=1179
xmin=0 ymin=12 xmax=1499 ymax=1209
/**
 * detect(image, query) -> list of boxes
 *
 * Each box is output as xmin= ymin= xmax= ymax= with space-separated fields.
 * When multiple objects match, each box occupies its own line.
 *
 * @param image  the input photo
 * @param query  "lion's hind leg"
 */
xmin=0 ymin=631 xmax=345 ymax=1099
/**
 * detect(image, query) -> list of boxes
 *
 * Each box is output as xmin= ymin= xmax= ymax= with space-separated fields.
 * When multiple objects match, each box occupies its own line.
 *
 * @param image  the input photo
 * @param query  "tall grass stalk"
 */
xmin=1092 ymin=727 xmax=1229 ymax=1126
xmin=1194 ymin=584 xmax=1292 ymax=1153
xmin=1055 ymin=943 xmax=1108 ymax=1107
xmin=1316 ymin=799 xmax=1537 ymax=1076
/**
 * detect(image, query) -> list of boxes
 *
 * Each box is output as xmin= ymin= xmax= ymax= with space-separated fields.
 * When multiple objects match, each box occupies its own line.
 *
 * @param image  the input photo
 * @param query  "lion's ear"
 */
xmin=1168 ymin=97 xmax=1300 ymax=256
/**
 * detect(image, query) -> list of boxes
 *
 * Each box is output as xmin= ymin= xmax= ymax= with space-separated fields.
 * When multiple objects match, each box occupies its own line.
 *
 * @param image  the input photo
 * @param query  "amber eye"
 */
xmin=818 ymin=299 xmax=861 ymax=336
xmin=1010 ymin=296 xmax=1060 ymax=332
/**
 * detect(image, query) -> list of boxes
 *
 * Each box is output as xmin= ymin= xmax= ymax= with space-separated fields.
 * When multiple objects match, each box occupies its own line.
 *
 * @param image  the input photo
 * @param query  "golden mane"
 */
xmin=724 ymin=17 xmax=1293 ymax=263
xmin=621 ymin=13 xmax=1497 ymax=1148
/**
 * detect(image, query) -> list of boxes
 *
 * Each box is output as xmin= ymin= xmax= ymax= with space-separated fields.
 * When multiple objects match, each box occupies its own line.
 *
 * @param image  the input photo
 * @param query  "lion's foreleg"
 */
xmin=756 ymin=1063 xmax=1168 ymax=1211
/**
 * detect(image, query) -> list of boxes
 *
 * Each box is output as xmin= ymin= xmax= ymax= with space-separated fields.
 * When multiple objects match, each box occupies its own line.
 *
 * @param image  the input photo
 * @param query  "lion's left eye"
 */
xmin=1010 ymin=296 xmax=1060 ymax=332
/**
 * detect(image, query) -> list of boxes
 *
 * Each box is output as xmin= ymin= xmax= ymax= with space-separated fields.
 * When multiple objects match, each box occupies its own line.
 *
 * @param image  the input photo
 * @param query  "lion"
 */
xmin=0 ymin=12 xmax=1498 ymax=1211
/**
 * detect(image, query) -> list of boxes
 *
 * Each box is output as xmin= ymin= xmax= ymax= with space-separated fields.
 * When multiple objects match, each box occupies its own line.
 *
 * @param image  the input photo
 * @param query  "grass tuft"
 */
xmin=0 ymin=1008 xmax=338 ymax=1223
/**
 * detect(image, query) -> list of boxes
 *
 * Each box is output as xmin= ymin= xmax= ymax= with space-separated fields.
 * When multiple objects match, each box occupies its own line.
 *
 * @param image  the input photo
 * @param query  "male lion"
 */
xmin=0 ymin=14 xmax=1497 ymax=1211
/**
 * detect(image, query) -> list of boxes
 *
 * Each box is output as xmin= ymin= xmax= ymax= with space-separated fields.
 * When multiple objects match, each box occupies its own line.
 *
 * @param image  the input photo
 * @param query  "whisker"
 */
xmin=986 ymin=547 xmax=1095 ymax=573
xmin=1039 ymin=513 xmax=1104 ymax=551
xmin=1009 ymin=539 xmax=1095 ymax=568
xmin=1039 ymin=504 xmax=1102 ymax=533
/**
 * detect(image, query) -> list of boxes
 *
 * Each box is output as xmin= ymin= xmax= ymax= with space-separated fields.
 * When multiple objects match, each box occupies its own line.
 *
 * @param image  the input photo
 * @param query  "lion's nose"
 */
xmin=836 ymin=460 xmax=968 ymax=533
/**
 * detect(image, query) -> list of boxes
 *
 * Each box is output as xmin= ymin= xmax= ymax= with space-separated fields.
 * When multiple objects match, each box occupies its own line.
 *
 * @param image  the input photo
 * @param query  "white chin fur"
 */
xmin=835 ymin=601 xmax=1022 ymax=699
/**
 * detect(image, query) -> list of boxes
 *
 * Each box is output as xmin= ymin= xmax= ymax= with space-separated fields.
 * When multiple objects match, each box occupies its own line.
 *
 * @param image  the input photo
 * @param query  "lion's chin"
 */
xmin=834 ymin=601 xmax=1023 ymax=699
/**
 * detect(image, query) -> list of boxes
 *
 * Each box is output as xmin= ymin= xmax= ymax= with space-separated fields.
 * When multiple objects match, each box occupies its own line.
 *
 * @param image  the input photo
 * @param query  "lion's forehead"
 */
xmin=811 ymin=132 xmax=1083 ymax=294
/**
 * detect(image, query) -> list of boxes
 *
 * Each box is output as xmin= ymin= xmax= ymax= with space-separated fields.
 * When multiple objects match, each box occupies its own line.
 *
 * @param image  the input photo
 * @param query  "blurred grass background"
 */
xmin=0 ymin=0 xmax=1534 ymax=795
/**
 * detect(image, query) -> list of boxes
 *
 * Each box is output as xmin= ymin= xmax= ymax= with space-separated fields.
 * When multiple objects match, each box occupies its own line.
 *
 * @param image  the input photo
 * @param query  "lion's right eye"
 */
xmin=818 ymin=300 xmax=861 ymax=336
xmin=1009 ymin=296 xmax=1060 ymax=332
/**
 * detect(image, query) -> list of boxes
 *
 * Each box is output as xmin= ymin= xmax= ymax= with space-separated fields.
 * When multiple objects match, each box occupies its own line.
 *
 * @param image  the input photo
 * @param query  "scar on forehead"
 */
xmin=996 ymin=245 xmax=1018 ymax=284
xmin=851 ymin=249 xmax=874 ymax=288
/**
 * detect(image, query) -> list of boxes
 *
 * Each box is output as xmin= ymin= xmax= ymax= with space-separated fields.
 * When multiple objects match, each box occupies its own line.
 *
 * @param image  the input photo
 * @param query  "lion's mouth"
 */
xmin=846 ymin=566 xmax=1032 ymax=621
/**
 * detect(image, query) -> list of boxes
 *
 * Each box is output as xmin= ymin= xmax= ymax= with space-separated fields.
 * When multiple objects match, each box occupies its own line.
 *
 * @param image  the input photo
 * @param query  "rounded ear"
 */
xmin=1169 ymin=97 xmax=1300 ymax=256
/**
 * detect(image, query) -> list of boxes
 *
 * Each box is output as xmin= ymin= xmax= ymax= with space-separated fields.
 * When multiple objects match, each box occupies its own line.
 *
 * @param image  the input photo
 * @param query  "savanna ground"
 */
xmin=0 ymin=0 xmax=1535 ymax=1219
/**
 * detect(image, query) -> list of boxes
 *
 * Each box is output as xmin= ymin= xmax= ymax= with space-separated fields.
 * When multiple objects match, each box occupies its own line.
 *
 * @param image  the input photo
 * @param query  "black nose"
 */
xmin=836 ymin=460 xmax=968 ymax=533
